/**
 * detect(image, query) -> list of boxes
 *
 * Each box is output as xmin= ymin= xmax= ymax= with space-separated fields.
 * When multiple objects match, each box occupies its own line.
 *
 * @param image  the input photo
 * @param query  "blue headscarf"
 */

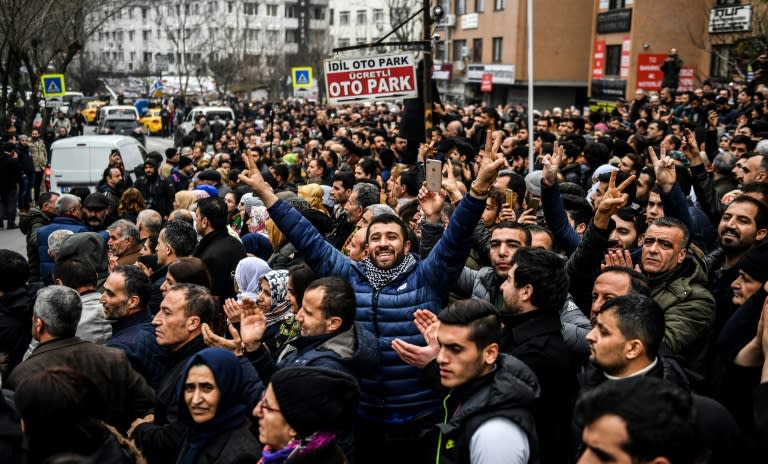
xmin=176 ymin=348 xmax=248 ymax=464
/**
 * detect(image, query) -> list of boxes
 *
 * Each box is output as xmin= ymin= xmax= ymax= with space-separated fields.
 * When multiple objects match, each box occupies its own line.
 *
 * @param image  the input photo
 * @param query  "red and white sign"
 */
xmin=481 ymin=73 xmax=493 ymax=92
xmin=324 ymin=53 xmax=418 ymax=104
xmin=677 ymin=67 xmax=696 ymax=92
xmin=636 ymin=53 xmax=666 ymax=91
xmin=592 ymin=39 xmax=606 ymax=79
xmin=620 ymin=36 xmax=631 ymax=78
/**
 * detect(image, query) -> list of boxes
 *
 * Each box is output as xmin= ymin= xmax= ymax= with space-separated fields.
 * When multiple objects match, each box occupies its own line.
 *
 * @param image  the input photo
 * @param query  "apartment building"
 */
xmin=83 ymin=0 xmax=331 ymax=79
xmin=327 ymin=0 xmax=423 ymax=50
xmin=436 ymin=0 xmax=593 ymax=109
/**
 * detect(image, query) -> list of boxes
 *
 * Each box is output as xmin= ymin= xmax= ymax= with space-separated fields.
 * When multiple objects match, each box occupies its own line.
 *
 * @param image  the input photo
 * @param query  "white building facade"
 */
xmin=83 ymin=0 xmax=332 ymax=77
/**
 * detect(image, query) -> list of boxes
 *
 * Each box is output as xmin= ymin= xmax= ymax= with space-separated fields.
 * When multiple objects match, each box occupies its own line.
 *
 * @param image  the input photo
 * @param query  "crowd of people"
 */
xmin=2 ymin=75 xmax=768 ymax=463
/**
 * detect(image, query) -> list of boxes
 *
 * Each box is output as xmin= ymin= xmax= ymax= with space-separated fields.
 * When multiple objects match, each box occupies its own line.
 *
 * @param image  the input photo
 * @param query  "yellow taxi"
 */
xmin=140 ymin=108 xmax=164 ymax=134
xmin=83 ymin=100 xmax=107 ymax=124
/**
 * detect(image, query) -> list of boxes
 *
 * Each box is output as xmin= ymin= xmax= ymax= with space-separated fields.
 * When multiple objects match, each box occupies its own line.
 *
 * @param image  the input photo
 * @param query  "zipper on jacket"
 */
xmin=435 ymin=392 xmax=451 ymax=464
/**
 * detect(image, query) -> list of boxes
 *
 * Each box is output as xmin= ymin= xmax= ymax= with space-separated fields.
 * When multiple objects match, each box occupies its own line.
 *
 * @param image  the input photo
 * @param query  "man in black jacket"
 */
xmin=0 ymin=140 xmax=22 ymax=229
xmin=500 ymin=247 xmax=578 ymax=464
xmin=434 ymin=299 xmax=539 ymax=464
xmin=134 ymin=159 xmax=175 ymax=218
xmin=192 ymin=197 xmax=245 ymax=301
xmin=0 ymin=250 xmax=40 ymax=375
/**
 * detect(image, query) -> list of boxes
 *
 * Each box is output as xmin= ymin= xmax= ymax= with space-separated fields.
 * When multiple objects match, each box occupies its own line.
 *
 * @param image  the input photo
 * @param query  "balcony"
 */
xmin=309 ymin=19 xmax=327 ymax=30
xmin=284 ymin=17 xmax=299 ymax=29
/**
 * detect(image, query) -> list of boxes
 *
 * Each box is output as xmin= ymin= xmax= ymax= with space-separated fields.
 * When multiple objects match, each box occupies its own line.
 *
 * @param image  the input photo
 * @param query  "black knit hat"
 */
xmin=270 ymin=367 xmax=360 ymax=438
xmin=738 ymin=243 xmax=768 ymax=283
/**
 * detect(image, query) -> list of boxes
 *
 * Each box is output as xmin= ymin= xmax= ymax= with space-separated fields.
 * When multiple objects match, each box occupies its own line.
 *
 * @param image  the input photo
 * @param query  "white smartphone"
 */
xmin=426 ymin=159 xmax=442 ymax=192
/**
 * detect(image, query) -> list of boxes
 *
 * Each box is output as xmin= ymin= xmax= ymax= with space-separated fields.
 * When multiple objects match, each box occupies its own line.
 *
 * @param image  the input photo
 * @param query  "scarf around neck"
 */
xmin=363 ymin=253 xmax=416 ymax=290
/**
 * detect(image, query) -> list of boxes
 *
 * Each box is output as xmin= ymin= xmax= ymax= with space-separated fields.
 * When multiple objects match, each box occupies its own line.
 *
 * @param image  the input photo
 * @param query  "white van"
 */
xmin=49 ymin=135 xmax=146 ymax=193
xmin=180 ymin=106 xmax=235 ymax=135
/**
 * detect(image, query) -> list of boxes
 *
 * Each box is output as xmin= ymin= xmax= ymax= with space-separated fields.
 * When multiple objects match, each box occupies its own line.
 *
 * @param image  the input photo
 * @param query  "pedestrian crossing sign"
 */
xmin=292 ymin=67 xmax=313 ymax=89
xmin=41 ymin=74 xmax=66 ymax=97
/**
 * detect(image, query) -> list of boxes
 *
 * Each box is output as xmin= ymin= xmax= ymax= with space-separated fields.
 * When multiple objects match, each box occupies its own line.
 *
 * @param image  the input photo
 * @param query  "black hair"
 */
xmin=357 ymin=157 xmax=378 ymax=178
xmin=196 ymin=196 xmax=229 ymax=230
xmin=171 ymin=283 xmax=215 ymax=324
xmin=332 ymin=170 xmax=356 ymax=191
xmin=438 ymin=298 xmax=502 ymax=350
xmin=584 ymin=142 xmax=610 ymax=168
xmin=0 ymin=250 xmax=28 ymax=292
xmin=288 ymin=263 xmax=316 ymax=309
xmin=525 ymin=224 xmax=555 ymax=250
xmin=366 ymin=213 xmax=410 ymax=245
xmin=304 ymin=277 xmax=356 ymax=332
xmin=398 ymin=169 xmax=420 ymax=197
xmin=562 ymin=194 xmax=594 ymax=228
xmin=113 ymin=264 xmax=152 ymax=310
xmin=53 ymin=259 xmax=97 ymax=290
xmin=574 ymin=377 xmax=699 ymax=464
xmin=726 ymin=194 xmax=768 ymax=230
xmin=650 ymin=216 xmax=690 ymax=248
xmin=494 ymin=221 xmax=532 ymax=246
xmin=510 ymin=248 xmax=569 ymax=311
xmin=599 ymin=294 xmax=665 ymax=359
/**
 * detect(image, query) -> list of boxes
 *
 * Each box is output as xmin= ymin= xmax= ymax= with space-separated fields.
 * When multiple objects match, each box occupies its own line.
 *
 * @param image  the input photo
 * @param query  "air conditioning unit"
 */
xmin=461 ymin=46 xmax=470 ymax=58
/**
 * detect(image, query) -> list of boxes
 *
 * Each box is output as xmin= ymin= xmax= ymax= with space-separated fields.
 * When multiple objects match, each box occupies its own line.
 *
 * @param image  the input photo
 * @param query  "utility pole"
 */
xmin=422 ymin=0 xmax=432 ymax=143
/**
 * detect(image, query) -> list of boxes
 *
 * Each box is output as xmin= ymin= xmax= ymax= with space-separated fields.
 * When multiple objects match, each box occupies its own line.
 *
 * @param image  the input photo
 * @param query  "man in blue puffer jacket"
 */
xmin=239 ymin=144 xmax=505 ymax=463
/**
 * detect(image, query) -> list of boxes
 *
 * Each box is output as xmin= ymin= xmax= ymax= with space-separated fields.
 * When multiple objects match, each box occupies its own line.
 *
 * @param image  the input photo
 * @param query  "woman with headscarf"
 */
xmin=233 ymin=257 xmax=272 ymax=301
xmin=176 ymin=347 xmax=261 ymax=464
xmin=255 ymin=270 xmax=293 ymax=357
xmin=254 ymin=367 xmax=359 ymax=464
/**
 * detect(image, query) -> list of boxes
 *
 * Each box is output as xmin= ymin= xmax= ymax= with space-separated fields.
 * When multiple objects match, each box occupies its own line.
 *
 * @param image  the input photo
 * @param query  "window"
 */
xmin=339 ymin=10 xmax=350 ymax=25
xmin=267 ymin=5 xmax=278 ymax=16
xmin=492 ymin=37 xmax=502 ymax=62
xmin=285 ymin=30 xmax=299 ymax=43
xmin=452 ymin=39 xmax=466 ymax=62
xmin=330 ymin=8 xmax=334 ymax=24
xmin=130 ymin=51 xmax=135 ymax=61
xmin=228 ymin=2 xmax=233 ymax=13
xmin=373 ymin=8 xmax=385 ymax=23
xmin=475 ymin=0 xmax=484 ymax=13
xmin=142 ymin=30 xmax=150 ymax=41
xmin=715 ymin=0 xmax=739 ymax=4
xmin=286 ymin=4 xmax=296 ymax=18
xmin=248 ymin=29 xmax=259 ymax=41
xmin=455 ymin=0 xmax=467 ymax=15
xmin=356 ymin=37 xmax=366 ymax=45
xmin=143 ymin=52 xmax=151 ymax=62
xmin=338 ymin=38 xmax=350 ymax=48
xmin=128 ymin=30 xmax=134 ymax=41
xmin=313 ymin=7 xmax=325 ymax=20
xmin=244 ymin=2 xmax=257 ymax=15
xmin=128 ymin=7 xmax=133 ymax=19
xmin=472 ymin=38 xmax=482 ymax=62
xmin=141 ymin=7 xmax=148 ymax=19
xmin=608 ymin=0 xmax=625 ymax=8
xmin=605 ymin=44 xmax=621 ymax=76
xmin=357 ymin=10 xmax=367 ymax=25
xmin=494 ymin=0 xmax=504 ymax=11
xmin=711 ymin=45 xmax=732 ymax=78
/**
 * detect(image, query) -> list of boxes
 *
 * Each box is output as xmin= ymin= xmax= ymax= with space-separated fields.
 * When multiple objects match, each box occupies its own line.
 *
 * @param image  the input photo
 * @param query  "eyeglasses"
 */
xmin=257 ymin=391 xmax=281 ymax=414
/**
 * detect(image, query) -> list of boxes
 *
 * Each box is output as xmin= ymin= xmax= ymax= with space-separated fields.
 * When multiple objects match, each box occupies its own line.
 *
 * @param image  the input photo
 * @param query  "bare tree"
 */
xmin=385 ymin=0 xmax=419 ymax=43
xmin=0 ymin=0 xmax=135 ymax=128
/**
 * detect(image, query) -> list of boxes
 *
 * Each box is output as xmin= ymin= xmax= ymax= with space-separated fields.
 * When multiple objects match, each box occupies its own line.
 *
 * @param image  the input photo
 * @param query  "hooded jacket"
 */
xmin=648 ymin=254 xmax=716 ymax=372
xmin=436 ymin=354 xmax=540 ymax=464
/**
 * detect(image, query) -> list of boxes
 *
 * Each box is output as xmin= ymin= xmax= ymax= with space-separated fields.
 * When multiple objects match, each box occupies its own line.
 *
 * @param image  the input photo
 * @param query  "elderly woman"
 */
xmin=233 ymin=257 xmax=272 ymax=301
xmin=176 ymin=348 xmax=261 ymax=464
xmin=254 ymin=367 xmax=359 ymax=464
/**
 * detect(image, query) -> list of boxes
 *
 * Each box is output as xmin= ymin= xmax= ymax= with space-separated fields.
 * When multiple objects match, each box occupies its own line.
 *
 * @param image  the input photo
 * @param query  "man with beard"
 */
xmin=81 ymin=192 xmax=115 ymax=238
xmin=240 ymin=138 xmax=505 ymax=463
xmin=499 ymin=247 xmax=578 ymax=464
xmin=707 ymin=195 xmax=768 ymax=333
xmin=134 ymin=159 xmax=175 ymax=218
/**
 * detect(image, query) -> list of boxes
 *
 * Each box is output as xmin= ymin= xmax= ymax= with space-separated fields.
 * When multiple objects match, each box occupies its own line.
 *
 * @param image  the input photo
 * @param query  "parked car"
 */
xmin=140 ymin=108 xmax=164 ymax=134
xmin=48 ymin=135 xmax=146 ymax=193
xmin=180 ymin=106 xmax=235 ymax=135
xmin=82 ymin=99 xmax=108 ymax=124
xmin=99 ymin=115 xmax=146 ymax=147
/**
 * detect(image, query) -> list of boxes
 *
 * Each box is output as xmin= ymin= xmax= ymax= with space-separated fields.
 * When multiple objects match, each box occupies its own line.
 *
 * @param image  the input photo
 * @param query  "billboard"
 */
xmin=324 ymin=53 xmax=418 ymax=104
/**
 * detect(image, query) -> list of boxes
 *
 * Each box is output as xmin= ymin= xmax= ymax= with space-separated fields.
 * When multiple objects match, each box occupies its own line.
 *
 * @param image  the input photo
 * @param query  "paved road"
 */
xmin=0 ymin=134 xmax=173 ymax=257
